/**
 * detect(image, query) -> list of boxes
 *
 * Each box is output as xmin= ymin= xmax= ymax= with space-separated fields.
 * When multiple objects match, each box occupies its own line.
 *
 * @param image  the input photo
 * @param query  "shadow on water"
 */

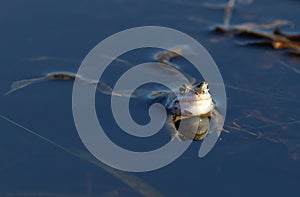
xmin=0 ymin=0 xmax=300 ymax=196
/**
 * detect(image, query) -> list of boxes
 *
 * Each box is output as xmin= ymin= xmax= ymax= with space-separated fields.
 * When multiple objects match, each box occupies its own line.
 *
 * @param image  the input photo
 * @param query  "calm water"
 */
xmin=0 ymin=0 xmax=299 ymax=196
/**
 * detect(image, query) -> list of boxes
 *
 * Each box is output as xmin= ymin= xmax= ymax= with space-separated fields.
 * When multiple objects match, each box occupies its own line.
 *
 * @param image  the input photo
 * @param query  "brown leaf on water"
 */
xmin=213 ymin=21 xmax=300 ymax=54
xmin=274 ymin=28 xmax=300 ymax=41
xmin=155 ymin=46 xmax=186 ymax=63
xmin=238 ymin=30 xmax=289 ymax=42
xmin=212 ymin=20 xmax=292 ymax=34
xmin=272 ymin=41 xmax=300 ymax=51
xmin=207 ymin=0 xmax=299 ymax=54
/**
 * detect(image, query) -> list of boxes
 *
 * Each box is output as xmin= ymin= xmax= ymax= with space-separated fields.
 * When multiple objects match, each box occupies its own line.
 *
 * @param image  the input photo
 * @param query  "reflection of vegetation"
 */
xmin=220 ymin=64 xmax=300 ymax=158
xmin=5 ymin=72 xmax=114 ymax=96
xmin=224 ymin=116 xmax=300 ymax=160
xmin=0 ymin=114 xmax=164 ymax=197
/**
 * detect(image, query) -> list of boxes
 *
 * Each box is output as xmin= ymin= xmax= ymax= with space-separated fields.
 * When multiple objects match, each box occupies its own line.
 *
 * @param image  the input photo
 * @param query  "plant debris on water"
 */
xmin=208 ymin=0 xmax=300 ymax=56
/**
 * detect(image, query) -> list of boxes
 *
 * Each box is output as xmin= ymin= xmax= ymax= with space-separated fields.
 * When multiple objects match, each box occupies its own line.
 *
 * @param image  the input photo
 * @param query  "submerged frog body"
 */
xmin=175 ymin=116 xmax=210 ymax=141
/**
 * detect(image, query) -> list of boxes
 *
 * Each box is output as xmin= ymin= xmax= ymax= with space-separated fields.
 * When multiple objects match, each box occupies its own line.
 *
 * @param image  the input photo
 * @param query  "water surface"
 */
xmin=0 ymin=0 xmax=299 ymax=196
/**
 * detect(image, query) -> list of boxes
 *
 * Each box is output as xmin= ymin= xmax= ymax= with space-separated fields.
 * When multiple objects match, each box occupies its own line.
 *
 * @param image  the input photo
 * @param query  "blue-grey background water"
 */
xmin=0 ymin=0 xmax=299 ymax=196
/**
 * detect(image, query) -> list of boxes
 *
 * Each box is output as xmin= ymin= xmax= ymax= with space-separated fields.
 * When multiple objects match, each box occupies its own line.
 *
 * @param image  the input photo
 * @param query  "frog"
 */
xmin=162 ymin=81 xmax=223 ymax=141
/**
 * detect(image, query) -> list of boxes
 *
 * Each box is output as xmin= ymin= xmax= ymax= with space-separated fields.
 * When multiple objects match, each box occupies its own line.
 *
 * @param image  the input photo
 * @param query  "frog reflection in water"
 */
xmin=5 ymin=49 xmax=224 ymax=142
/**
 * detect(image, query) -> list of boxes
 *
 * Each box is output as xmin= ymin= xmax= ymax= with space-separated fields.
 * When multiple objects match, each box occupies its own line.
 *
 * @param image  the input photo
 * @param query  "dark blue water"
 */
xmin=0 ymin=0 xmax=299 ymax=196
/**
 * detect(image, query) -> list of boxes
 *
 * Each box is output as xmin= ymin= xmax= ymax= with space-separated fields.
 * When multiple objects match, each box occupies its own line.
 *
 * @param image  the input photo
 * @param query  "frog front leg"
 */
xmin=165 ymin=115 xmax=188 ymax=141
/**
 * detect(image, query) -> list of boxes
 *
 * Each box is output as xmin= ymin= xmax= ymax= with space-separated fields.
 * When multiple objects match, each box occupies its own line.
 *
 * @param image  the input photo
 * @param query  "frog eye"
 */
xmin=198 ymin=82 xmax=205 ymax=88
xmin=179 ymin=86 xmax=187 ymax=94
xmin=202 ymin=82 xmax=209 ymax=89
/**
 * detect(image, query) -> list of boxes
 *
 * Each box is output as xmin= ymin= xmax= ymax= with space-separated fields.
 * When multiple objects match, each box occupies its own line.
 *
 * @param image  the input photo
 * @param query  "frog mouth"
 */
xmin=177 ymin=97 xmax=212 ymax=102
